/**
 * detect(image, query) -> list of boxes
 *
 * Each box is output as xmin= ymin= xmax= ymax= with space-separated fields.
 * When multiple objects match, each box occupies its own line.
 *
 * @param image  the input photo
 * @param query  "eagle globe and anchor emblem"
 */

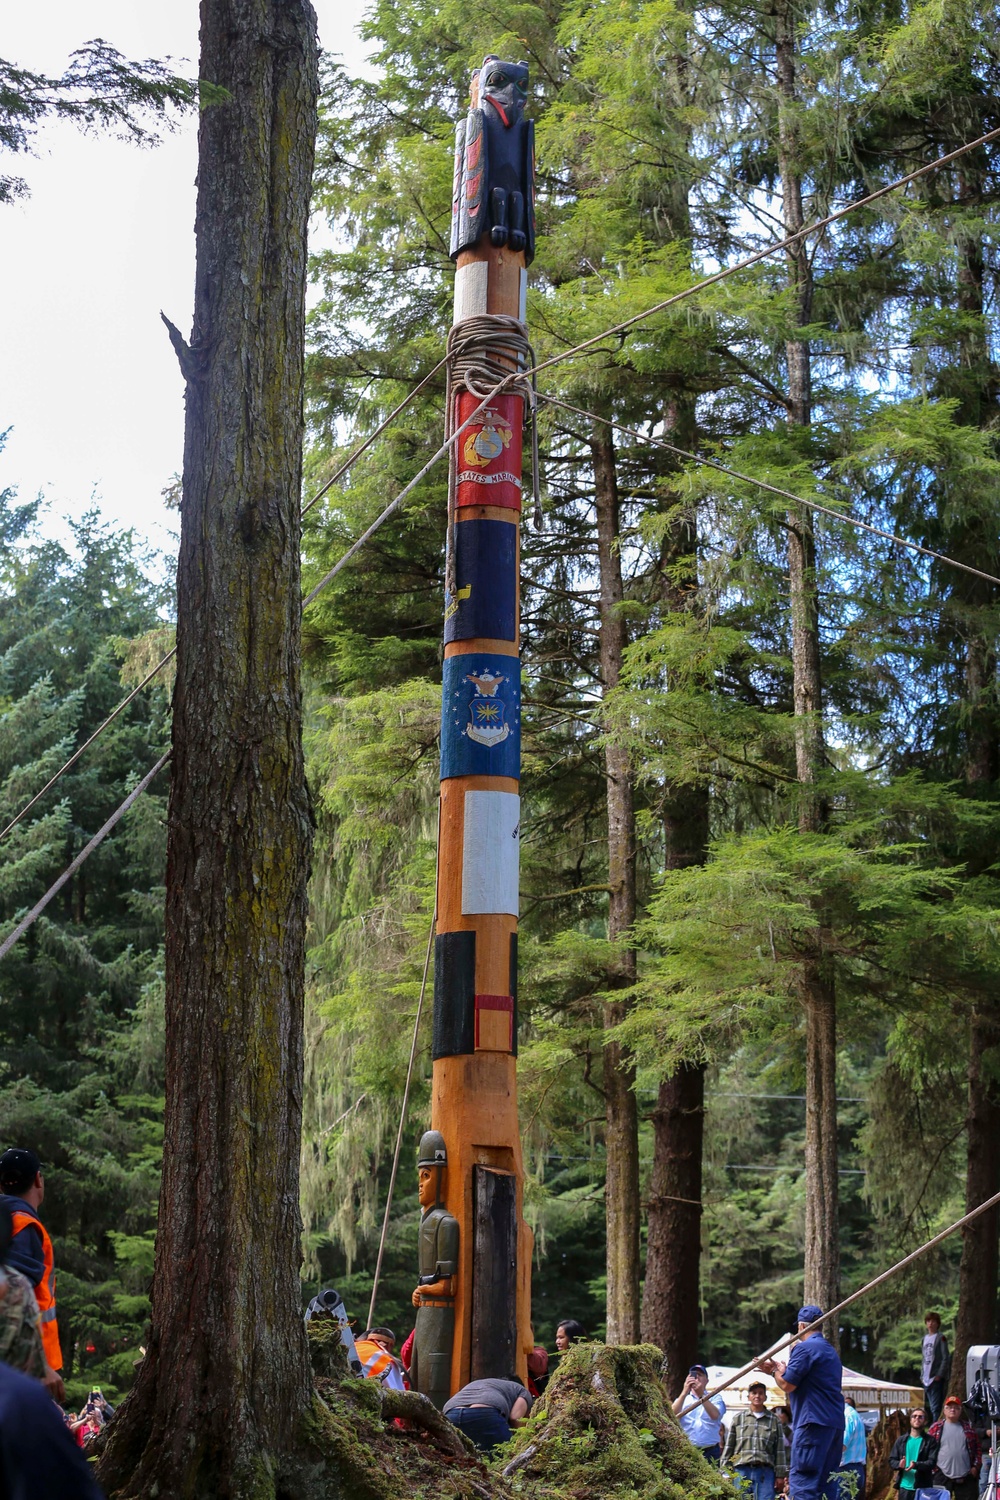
xmin=462 ymin=409 xmax=513 ymax=469
xmin=464 ymin=669 xmax=511 ymax=747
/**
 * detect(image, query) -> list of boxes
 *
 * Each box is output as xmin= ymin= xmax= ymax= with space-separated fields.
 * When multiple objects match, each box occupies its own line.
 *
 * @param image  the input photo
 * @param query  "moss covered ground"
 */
xmin=296 ymin=1329 xmax=731 ymax=1500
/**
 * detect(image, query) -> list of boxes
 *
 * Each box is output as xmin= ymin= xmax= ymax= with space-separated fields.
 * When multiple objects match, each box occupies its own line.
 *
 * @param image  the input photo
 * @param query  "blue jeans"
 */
xmin=841 ymin=1460 xmax=866 ymax=1500
xmin=735 ymin=1464 xmax=776 ymax=1500
xmin=790 ymin=1423 xmax=846 ymax=1500
xmin=446 ymin=1405 xmax=511 ymax=1451
xmin=925 ymin=1382 xmax=945 ymax=1424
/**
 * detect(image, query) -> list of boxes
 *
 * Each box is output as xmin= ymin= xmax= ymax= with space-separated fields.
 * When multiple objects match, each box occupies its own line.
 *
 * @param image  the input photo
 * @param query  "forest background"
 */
xmin=2 ymin=0 xmax=1000 ymax=1408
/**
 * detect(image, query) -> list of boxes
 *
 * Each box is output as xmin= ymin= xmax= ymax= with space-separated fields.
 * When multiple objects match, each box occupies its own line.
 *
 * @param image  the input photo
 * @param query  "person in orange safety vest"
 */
xmin=354 ymin=1327 xmax=406 ymax=1392
xmin=0 ymin=1148 xmax=64 ymax=1403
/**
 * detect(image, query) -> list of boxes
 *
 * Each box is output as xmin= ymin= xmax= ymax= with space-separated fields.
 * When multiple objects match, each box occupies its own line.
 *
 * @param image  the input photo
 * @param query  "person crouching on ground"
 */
xmin=443 ymin=1376 xmax=533 ymax=1451
xmin=673 ymin=1363 xmax=727 ymax=1462
xmin=721 ymin=1380 xmax=787 ymax=1500
xmin=758 ymin=1304 xmax=845 ymax=1500
xmin=354 ymin=1327 xmax=406 ymax=1392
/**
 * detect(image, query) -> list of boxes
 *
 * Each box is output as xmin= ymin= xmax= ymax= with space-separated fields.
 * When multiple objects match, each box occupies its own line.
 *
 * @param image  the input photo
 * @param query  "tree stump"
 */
xmin=500 ymin=1343 xmax=731 ymax=1499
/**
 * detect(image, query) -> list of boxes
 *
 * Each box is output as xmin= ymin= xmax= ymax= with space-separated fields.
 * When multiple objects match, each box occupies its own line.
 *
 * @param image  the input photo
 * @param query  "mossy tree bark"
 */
xmin=643 ymin=1062 xmax=705 ymax=1389
xmin=593 ymin=428 xmax=641 ymax=1344
xmin=775 ymin=0 xmax=839 ymax=1338
xmin=98 ymin=1 xmax=318 ymax=1494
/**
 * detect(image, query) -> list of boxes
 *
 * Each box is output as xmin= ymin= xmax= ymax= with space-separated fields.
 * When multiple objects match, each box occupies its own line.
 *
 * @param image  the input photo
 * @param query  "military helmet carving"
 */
xmin=417 ymin=1130 xmax=448 ymax=1168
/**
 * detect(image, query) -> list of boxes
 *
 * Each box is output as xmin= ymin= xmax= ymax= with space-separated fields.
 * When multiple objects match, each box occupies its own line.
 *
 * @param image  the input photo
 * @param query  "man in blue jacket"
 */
xmin=759 ymin=1305 xmax=845 ymax=1500
xmin=0 ymin=1359 xmax=105 ymax=1499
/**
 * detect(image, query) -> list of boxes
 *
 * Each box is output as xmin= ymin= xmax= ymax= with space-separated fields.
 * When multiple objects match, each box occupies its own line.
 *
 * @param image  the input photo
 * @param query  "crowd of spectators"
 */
xmin=1 ymin=1152 xmax=997 ymax=1500
xmin=667 ymin=1309 xmax=995 ymax=1500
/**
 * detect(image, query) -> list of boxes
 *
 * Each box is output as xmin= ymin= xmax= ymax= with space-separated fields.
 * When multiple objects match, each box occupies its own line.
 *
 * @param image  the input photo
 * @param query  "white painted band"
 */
xmin=453 ymin=261 xmax=489 ymax=325
xmin=462 ymin=790 xmax=520 ymax=915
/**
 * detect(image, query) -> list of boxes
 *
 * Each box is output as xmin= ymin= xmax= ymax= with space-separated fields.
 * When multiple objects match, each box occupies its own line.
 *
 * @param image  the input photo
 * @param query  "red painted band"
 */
xmin=455 ymin=391 xmax=523 ymax=511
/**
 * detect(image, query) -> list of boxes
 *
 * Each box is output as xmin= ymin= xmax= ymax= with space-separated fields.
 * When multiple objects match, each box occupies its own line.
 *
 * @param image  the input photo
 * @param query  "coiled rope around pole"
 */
xmin=681 ymin=1184 xmax=1000 ymax=1417
xmin=10 ymin=120 xmax=1000 ymax=847
xmin=367 ymin=902 xmax=437 ymax=1328
xmin=444 ymin=315 xmax=542 ymax=600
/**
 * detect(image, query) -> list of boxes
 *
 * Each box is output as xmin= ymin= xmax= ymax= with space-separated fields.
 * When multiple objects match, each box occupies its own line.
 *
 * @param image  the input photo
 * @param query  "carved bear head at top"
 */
xmin=477 ymin=55 xmax=529 ymax=128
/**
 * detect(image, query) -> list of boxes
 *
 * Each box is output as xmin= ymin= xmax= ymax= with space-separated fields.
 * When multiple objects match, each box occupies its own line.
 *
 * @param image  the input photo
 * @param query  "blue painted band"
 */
xmin=444 ymin=517 xmax=517 ymax=644
xmin=441 ymin=652 xmax=521 ymax=780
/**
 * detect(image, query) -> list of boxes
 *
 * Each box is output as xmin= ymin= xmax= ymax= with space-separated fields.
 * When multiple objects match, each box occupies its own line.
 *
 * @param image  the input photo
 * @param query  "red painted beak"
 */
xmin=486 ymin=95 xmax=510 ymax=126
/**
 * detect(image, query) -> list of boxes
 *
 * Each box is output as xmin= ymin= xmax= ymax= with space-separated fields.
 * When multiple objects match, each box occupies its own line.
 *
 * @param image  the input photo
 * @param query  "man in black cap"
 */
xmin=0 ymin=1148 xmax=63 ymax=1402
xmin=759 ymin=1305 xmax=844 ymax=1500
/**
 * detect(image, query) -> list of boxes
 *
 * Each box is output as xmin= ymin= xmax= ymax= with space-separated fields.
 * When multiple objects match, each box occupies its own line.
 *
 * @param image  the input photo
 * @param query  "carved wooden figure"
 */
xmin=410 ymin=1130 xmax=459 ymax=1410
xmin=450 ymin=55 xmax=535 ymax=263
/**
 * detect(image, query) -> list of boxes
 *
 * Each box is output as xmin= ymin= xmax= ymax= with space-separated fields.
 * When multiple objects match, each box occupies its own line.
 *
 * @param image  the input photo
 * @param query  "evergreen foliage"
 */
xmin=3 ymin=0 xmax=1000 ymax=1417
xmin=0 ymin=485 xmax=169 ymax=1402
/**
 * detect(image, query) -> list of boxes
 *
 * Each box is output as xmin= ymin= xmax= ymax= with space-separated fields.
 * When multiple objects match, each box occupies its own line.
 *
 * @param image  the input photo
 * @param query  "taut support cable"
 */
xmin=0 ymin=751 xmax=171 ymax=964
xmin=538 ymin=392 xmax=1000 ymax=590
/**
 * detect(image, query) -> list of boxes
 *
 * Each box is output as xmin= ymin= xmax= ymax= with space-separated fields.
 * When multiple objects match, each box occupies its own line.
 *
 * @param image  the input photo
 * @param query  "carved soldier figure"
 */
xmin=410 ymin=1130 xmax=459 ymax=1410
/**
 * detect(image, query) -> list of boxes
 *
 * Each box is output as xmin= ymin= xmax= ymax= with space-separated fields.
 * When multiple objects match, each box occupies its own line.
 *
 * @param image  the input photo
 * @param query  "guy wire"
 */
xmin=538 ymin=392 xmax=1000 ymax=590
xmin=1 ymin=360 xmax=448 ymax=850
xmin=7 ymin=121 xmax=1000 ymax=896
xmin=680 ymin=1183 xmax=1000 ymax=1418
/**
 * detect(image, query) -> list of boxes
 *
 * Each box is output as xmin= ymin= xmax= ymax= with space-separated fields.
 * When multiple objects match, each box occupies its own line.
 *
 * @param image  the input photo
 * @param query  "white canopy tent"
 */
xmin=704 ymin=1363 xmax=922 ymax=1413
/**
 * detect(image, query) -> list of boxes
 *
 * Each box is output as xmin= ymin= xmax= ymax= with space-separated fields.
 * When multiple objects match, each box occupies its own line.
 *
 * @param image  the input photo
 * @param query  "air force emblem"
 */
xmin=465 ymin=669 xmax=510 ymax=747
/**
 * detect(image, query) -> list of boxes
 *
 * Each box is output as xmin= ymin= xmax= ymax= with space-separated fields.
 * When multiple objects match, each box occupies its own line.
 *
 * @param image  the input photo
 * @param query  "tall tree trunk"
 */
xmin=775 ymin=0 xmax=839 ymax=1337
xmin=949 ymin=180 xmax=1000 ymax=1394
xmin=641 ymin=391 xmax=710 ymax=1381
xmin=98 ymin=1 xmax=318 ymax=1493
xmin=952 ymin=1006 xmax=1000 ymax=1393
xmin=593 ymin=428 xmax=641 ymax=1344
xmin=644 ymin=1063 xmax=705 ymax=1384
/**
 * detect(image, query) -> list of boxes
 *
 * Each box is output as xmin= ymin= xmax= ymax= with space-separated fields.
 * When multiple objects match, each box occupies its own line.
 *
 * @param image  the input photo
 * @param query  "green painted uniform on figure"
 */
xmin=411 ymin=1204 xmax=459 ymax=1409
xmin=411 ymin=1129 xmax=459 ymax=1411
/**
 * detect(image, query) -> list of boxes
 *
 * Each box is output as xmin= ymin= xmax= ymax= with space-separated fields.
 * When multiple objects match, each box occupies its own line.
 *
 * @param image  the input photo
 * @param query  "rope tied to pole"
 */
xmin=444 ymin=315 xmax=542 ymax=602
xmin=366 ymin=903 xmax=437 ymax=1328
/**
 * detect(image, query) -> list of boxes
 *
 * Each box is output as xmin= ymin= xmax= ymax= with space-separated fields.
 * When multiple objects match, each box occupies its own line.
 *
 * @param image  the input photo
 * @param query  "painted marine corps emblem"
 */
xmin=464 ymin=669 xmax=510 ymax=747
xmin=462 ymin=412 xmax=513 ymax=469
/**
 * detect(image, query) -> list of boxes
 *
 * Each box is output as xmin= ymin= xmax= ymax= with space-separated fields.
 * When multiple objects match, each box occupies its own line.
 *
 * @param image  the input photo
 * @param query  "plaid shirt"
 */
xmin=722 ymin=1409 xmax=788 ymax=1477
xmin=928 ymin=1418 xmax=981 ymax=1474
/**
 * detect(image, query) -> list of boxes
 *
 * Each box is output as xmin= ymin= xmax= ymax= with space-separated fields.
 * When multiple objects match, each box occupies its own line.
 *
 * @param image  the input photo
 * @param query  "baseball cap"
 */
xmin=0 ymin=1148 xmax=41 ymax=1193
xmin=689 ymin=1363 xmax=708 ymax=1375
xmin=796 ymin=1305 xmax=824 ymax=1328
xmin=944 ymin=1395 xmax=962 ymax=1407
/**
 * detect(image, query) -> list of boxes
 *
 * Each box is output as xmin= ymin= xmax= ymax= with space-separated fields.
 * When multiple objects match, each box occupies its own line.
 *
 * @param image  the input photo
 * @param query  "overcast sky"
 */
xmin=1 ymin=1 xmax=370 ymax=558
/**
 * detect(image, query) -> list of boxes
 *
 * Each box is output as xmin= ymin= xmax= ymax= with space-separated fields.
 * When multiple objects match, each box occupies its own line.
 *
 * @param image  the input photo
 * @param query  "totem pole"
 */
xmin=412 ymin=53 xmax=535 ymax=1399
